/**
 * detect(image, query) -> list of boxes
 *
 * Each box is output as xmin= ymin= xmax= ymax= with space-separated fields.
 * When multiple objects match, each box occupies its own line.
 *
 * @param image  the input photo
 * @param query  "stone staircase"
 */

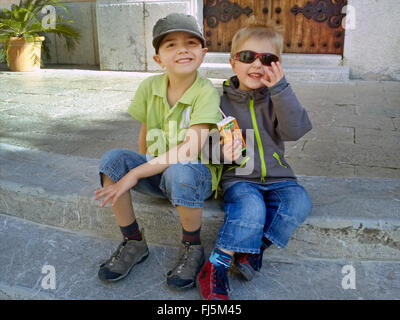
xmin=2 ymin=53 xmax=349 ymax=82
xmin=1 ymin=143 xmax=399 ymax=300
xmin=200 ymin=53 xmax=350 ymax=82
xmin=1 ymin=66 xmax=399 ymax=300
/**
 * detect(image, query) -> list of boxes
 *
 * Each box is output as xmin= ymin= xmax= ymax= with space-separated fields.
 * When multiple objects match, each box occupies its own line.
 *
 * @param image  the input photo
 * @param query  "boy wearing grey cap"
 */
xmin=94 ymin=13 xmax=223 ymax=291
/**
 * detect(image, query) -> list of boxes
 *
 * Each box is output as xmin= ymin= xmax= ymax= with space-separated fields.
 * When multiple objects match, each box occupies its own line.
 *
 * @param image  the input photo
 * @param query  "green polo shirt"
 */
xmin=128 ymin=72 xmax=223 ymax=192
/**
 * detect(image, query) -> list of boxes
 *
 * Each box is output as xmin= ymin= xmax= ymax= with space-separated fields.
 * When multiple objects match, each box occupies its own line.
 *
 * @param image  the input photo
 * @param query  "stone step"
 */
xmin=200 ymin=64 xmax=350 ymax=83
xmin=1 ymin=213 xmax=399 ymax=300
xmin=1 ymin=143 xmax=399 ymax=262
xmin=201 ymin=53 xmax=349 ymax=82
xmin=204 ymin=53 xmax=343 ymax=66
xmin=2 ymin=57 xmax=349 ymax=82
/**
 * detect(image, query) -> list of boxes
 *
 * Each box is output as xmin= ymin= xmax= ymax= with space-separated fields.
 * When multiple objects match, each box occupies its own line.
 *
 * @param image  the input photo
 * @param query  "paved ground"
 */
xmin=0 ymin=67 xmax=399 ymax=301
xmin=1 ymin=68 xmax=399 ymax=178
xmin=1 ymin=214 xmax=399 ymax=300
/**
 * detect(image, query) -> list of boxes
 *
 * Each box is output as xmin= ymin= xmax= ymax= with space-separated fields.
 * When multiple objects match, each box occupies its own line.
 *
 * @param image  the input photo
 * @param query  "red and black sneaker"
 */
xmin=233 ymin=240 xmax=269 ymax=281
xmin=197 ymin=260 xmax=230 ymax=300
xmin=233 ymin=253 xmax=262 ymax=281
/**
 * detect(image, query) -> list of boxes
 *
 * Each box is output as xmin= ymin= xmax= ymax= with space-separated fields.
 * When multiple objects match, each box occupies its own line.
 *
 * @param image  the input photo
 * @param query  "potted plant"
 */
xmin=0 ymin=0 xmax=80 ymax=71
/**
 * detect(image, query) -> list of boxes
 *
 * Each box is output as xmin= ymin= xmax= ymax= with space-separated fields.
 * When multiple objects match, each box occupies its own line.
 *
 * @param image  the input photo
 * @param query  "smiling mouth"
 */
xmin=176 ymin=58 xmax=193 ymax=64
xmin=248 ymin=73 xmax=263 ymax=79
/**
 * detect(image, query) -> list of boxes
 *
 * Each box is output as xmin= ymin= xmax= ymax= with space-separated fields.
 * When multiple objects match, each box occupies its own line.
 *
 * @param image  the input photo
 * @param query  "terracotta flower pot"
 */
xmin=7 ymin=36 xmax=45 ymax=72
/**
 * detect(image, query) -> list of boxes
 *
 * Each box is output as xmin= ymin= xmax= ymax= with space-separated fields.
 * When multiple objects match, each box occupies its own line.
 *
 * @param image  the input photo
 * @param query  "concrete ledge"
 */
xmin=1 ymin=143 xmax=400 ymax=261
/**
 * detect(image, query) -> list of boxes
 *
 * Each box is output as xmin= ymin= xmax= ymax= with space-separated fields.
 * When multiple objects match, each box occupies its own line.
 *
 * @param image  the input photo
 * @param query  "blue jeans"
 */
xmin=216 ymin=180 xmax=312 ymax=253
xmin=98 ymin=149 xmax=213 ymax=208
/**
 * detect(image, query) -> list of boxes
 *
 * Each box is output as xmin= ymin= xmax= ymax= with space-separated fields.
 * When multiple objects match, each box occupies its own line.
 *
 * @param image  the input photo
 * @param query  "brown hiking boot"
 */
xmin=98 ymin=232 xmax=149 ymax=282
xmin=166 ymin=242 xmax=205 ymax=290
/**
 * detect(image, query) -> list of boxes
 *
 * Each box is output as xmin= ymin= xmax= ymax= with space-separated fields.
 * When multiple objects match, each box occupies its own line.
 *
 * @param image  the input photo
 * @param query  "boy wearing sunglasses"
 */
xmin=198 ymin=25 xmax=313 ymax=300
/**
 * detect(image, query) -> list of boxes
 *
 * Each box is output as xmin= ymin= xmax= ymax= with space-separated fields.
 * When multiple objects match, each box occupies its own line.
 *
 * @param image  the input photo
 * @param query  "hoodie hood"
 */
xmin=223 ymin=75 xmax=270 ymax=104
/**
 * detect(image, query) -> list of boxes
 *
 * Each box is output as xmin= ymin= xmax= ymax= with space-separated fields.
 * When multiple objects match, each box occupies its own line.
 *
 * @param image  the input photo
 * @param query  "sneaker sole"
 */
xmin=232 ymin=263 xmax=254 ymax=281
xmin=99 ymin=250 xmax=149 ymax=283
xmin=167 ymin=280 xmax=196 ymax=291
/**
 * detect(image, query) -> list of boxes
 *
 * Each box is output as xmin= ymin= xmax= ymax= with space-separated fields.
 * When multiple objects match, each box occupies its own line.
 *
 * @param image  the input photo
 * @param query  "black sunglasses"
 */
xmin=234 ymin=50 xmax=280 ymax=66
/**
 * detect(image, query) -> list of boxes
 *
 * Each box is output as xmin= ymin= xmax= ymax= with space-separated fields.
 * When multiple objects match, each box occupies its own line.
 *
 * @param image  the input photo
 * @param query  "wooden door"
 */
xmin=203 ymin=0 xmax=347 ymax=54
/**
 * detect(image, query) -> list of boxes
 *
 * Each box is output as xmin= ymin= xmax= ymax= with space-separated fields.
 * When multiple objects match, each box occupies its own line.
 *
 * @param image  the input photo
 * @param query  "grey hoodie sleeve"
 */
xmin=269 ymin=76 xmax=289 ymax=96
xmin=270 ymin=81 xmax=313 ymax=141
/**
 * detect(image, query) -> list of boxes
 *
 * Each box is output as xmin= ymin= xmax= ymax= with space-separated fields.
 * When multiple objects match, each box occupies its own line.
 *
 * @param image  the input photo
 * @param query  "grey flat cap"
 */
xmin=152 ymin=13 xmax=205 ymax=53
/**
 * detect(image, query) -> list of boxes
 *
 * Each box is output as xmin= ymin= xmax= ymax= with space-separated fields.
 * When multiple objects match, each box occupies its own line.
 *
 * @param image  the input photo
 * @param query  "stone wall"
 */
xmin=47 ymin=1 xmax=99 ymax=65
xmin=0 ymin=0 xmax=99 ymax=66
xmin=95 ymin=0 xmax=201 ymax=71
xmin=343 ymin=0 xmax=400 ymax=80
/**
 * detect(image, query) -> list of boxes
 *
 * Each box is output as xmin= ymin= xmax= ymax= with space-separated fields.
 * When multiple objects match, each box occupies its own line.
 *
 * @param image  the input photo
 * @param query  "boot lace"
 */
xmin=174 ymin=242 xmax=192 ymax=274
xmin=109 ymin=238 xmax=128 ymax=265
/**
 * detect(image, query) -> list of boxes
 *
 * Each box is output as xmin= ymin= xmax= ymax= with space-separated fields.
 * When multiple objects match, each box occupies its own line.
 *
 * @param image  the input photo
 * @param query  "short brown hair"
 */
xmin=230 ymin=24 xmax=284 ymax=60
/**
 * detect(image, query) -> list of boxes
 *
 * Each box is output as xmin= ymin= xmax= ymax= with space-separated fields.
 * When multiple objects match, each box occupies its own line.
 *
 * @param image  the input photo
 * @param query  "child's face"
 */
xmin=154 ymin=32 xmax=207 ymax=77
xmin=230 ymin=38 xmax=278 ymax=91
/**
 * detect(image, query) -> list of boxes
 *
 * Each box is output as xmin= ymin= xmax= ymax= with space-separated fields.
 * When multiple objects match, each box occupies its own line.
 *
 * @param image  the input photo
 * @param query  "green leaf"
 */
xmin=0 ymin=47 xmax=6 ymax=63
xmin=0 ymin=0 xmax=81 ymax=62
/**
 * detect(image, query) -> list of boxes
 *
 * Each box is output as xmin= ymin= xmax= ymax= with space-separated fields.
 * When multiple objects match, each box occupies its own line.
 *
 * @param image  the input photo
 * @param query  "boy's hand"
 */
xmin=94 ymin=173 xmax=139 ymax=207
xmin=222 ymin=138 xmax=242 ymax=163
xmin=261 ymin=61 xmax=284 ymax=88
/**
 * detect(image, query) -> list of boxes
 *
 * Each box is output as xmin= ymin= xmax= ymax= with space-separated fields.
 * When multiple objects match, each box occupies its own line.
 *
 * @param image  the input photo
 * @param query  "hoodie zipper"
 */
xmin=249 ymin=97 xmax=267 ymax=182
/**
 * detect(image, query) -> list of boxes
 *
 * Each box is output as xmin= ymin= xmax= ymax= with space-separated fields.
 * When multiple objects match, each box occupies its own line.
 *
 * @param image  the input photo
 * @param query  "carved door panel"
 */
xmin=203 ymin=0 xmax=347 ymax=54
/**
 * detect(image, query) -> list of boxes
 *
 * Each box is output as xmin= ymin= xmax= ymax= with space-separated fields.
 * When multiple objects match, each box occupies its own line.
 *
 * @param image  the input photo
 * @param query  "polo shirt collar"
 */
xmin=151 ymin=73 xmax=168 ymax=98
xmin=151 ymin=72 xmax=201 ymax=106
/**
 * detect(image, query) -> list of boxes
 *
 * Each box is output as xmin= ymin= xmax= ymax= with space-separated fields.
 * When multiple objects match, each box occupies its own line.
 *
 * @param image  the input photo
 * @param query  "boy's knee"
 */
xmin=224 ymin=185 xmax=266 ymax=225
xmin=160 ymin=163 xmax=211 ymax=203
xmin=285 ymin=187 xmax=312 ymax=224
xmin=163 ymin=163 xmax=204 ymax=189
xmin=99 ymin=149 xmax=146 ymax=187
xmin=99 ymin=149 xmax=123 ymax=169
xmin=100 ymin=149 xmax=145 ymax=171
xmin=229 ymin=193 xmax=266 ymax=225
xmin=299 ymin=191 xmax=312 ymax=222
